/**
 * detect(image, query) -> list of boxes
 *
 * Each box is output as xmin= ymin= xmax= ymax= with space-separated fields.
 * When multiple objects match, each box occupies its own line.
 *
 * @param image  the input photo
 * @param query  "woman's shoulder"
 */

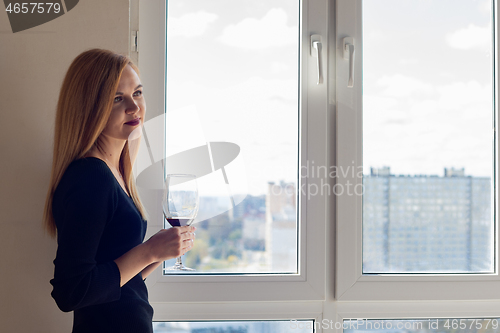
xmin=56 ymin=157 xmax=117 ymax=196
xmin=64 ymin=156 xmax=112 ymax=179
xmin=52 ymin=158 xmax=121 ymax=229
xmin=65 ymin=156 xmax=108 ymax=173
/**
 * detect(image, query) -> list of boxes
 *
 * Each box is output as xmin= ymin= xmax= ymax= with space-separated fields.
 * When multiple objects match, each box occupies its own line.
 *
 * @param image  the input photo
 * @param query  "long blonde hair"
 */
xmin=43 ymin=49 xmax=147 ymax=237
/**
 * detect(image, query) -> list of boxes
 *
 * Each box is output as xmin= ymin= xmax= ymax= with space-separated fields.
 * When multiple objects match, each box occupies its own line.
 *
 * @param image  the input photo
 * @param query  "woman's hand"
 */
xmin=114 ymin=226 xmax=196 ymax=287
xmin=145 ymin=226 xmax=196 ymax=262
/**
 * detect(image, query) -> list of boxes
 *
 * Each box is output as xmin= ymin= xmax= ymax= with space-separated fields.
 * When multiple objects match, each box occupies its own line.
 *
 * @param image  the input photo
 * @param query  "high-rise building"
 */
xmin=265 ymin=181 xmax=297 ymax=272
xmin=363 ymin=167 xmax=492 ymax=273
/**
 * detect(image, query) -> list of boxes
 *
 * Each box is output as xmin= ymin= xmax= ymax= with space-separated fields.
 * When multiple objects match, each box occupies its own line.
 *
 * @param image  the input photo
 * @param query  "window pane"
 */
xmin=154 ymin=320 xmax=313 ymax=333
xmin=362 ymin=0 xmax=494 ymax=273
xmin=164 ymin=0 xmax=299 ymax=273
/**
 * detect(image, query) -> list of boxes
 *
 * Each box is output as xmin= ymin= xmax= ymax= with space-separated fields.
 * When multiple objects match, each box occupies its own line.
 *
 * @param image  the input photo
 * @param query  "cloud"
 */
xmin=166 ymin=76 xmax=299 ymax=195
xmin=364 ymin=79 xmax=493 ymax=176
xmin=271 ymin=62 xmax=289 ymax=73
xmin=168 ymin=11 xmax=218 ymax=38
xmin=446 ymin=24 xmax=491 ymax=50
xmin=437 ymin=80 xmax=491 ymax=110
xmin=217 ymin=8 xmax=297 ymax=49
xmin=377 ymin=74 xmax=434 ymax=98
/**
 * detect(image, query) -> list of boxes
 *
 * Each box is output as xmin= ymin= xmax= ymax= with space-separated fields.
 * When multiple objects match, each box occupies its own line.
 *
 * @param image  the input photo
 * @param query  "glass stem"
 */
xmin=176 ymin=256 xmax=183 ymax=267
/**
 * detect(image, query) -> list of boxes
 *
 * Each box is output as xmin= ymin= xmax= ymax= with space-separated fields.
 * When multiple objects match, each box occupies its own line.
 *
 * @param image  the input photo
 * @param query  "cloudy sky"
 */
xmin=164 ymin=0 xmax=494 ymax=196
xmin=165 ymin=0 xmax=299 ymax=195
xmin=363 ymin=0 xmax=493 ymax=177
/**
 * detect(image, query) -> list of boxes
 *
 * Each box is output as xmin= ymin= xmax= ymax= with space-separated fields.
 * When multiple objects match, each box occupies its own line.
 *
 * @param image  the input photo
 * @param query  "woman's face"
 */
xmin=101 ymin=65 xmax=146 ymax=141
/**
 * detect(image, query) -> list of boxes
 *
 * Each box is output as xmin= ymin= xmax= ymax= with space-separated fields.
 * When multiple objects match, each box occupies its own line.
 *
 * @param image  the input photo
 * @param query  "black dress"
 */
xmin=50 ymin=157 xmax=154 ymax=333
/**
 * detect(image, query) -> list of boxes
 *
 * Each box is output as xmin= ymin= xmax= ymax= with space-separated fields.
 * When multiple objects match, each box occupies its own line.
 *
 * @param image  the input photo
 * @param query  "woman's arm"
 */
xmin=114 ymin=226 xmax=195 ymax=287
xmin=51 ymin=161 xmax=196 ymax=311
xmin=51 ymin=161 xmax=123 ymax=312
xmin=141 ymin=262 xmax=162 ymax=279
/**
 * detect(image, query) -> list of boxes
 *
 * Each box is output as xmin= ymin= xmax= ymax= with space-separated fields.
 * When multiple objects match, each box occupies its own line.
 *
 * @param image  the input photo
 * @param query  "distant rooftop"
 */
xmin=369 ymin=166 xmax=467 ymax=178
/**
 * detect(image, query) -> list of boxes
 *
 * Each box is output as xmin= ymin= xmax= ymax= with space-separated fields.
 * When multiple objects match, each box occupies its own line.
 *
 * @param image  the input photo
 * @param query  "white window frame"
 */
xmin=335 ymin=0 xmax=500 ymax=301
xmin=133 ymin=0 xmax=328 ymax=309
xmin=131 ymin=0 xmax=500 ymax=327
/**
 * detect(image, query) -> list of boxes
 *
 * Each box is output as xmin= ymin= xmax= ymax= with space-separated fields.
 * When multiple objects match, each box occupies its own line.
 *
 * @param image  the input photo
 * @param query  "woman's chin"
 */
xmin=128 ymin=125 xmax=143 ymax=141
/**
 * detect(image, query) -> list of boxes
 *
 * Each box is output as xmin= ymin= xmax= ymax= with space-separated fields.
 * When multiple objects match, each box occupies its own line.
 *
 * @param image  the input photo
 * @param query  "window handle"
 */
xmin=343 ymin=37 xmax=355 ymax=88
xmin=311 ymin=34 xmax=323 ymax=85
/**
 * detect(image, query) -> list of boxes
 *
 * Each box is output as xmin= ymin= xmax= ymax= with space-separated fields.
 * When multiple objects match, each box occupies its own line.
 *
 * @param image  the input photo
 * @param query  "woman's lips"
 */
xmin=125 ymin=118 xmax=141 ymax=126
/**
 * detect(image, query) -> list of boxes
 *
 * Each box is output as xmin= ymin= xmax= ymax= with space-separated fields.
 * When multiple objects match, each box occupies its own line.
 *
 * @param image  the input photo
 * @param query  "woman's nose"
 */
xmin=125 ymin=99 xmax=140 ymax=114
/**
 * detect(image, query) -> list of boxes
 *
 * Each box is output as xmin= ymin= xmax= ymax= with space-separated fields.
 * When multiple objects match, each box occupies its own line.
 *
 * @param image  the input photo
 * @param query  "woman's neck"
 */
xmin=88 ymin=136 xmax=126 ymax=170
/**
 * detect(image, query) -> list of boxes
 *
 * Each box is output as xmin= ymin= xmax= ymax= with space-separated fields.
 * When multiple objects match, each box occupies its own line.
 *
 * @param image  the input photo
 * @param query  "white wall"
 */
xmin=0 ymin=1 xmax=130 ymax=331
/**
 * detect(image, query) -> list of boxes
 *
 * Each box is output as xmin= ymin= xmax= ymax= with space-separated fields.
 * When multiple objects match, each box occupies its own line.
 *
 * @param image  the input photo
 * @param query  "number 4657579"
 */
xmin=5 ymin=3 xmax=61 ymax=14
xmin=443 ymin=319 xmax=499 ymax=330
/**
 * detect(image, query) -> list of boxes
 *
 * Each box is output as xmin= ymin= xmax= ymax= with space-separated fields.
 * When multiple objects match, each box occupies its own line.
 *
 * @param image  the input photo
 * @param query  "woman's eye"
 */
xmin=133 ymin=90 xmax=143 ymax=97
xmin=114 ymin=96 xmax=122 ymax=103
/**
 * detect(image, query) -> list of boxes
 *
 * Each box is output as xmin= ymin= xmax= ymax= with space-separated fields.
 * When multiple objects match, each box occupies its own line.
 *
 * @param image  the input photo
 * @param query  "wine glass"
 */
xmin=163 ymin=174 xmax=199 ymax=271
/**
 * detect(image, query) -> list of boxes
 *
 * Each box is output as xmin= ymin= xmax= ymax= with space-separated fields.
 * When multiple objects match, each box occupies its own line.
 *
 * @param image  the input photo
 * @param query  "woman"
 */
xmin=43 ymin=49 xmax=195 ymax=332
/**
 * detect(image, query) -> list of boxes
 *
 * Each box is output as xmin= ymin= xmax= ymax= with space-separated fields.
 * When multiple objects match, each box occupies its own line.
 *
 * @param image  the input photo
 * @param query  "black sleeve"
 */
xmin=50 ymin=161 xmax=122 ymax=312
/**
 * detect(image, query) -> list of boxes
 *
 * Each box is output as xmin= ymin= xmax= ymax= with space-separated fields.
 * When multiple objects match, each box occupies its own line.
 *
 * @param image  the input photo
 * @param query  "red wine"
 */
xmin=166 ymin=218 xmax=192 ymax=227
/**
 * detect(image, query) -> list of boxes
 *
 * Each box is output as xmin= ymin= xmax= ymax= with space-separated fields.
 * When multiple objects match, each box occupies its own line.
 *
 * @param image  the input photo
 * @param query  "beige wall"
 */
xmin=0 ymin=1 xmax=130 ymax=331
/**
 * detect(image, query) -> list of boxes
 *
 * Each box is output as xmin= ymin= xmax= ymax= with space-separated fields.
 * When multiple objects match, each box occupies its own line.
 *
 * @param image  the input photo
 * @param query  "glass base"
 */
xmin=164 ymin=262 xmax=195 ymax=271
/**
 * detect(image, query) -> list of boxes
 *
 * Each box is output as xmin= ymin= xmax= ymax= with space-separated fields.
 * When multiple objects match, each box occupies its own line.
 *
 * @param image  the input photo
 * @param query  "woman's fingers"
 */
xmin=177 ymin=226 xmax=196 ymax=242
xmin=182 ymin=232 xmax=195 ymax=241
xmin=177 ymin=226 xmax=196 ymax=234
xmin=179 ymin=227 xmax=195 ymax=254
xmin=146 ymin=226 xmax=197 ymax=261
xmin=168 ymin=226 xmax=195 ymax=255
